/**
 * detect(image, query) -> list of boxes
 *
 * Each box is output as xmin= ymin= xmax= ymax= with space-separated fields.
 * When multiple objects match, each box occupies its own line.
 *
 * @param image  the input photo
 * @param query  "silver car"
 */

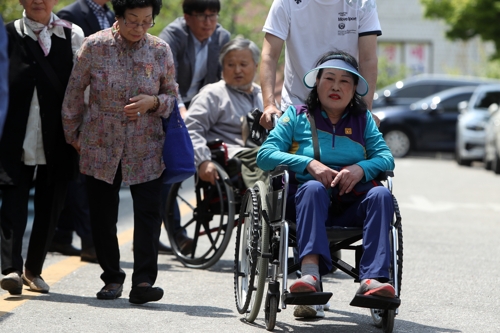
xmin=484 ymin=103 xmax=500 ymax=173
xmin=455 ymin=84 xmax=500 ymax=166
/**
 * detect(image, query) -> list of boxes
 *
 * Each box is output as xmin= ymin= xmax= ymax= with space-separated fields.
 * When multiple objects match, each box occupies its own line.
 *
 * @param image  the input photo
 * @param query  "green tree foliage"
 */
xmin=1 ymin=0 xmax=25 ymax=22
xmin=420 ymin=0 xmax=500 ymax=59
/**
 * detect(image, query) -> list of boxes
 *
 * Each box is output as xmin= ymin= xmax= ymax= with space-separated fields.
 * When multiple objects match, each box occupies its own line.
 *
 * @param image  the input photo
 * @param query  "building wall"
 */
xmin=376 ymin=0 xmax=495 ymax=76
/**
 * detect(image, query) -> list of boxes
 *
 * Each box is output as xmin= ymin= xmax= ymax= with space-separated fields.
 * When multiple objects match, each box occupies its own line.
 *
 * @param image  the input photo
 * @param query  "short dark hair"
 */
xmin=182 ymin=0 xmax=220 ymax=15
xmin=305 ymin=50 xmax=368 ymax=116
xmin=112 ymin=0 xmax=162 ymax=18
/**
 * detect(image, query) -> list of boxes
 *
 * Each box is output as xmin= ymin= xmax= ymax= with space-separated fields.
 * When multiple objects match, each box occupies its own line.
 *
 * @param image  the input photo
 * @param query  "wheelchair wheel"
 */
xmin=370 ymin=196 xmax=403 ymax=333
xmin=370 ymin=309 xmax=395 ymax=333
xmin=165 ymin=161 xmax=235 ymax=269
xmin=265 ymin=295 xmax=278 ymax=331
xmin=245 ymin=181 xmax=270 ymax=323
xmin=234 ymin=188 xmax=260 ymax=314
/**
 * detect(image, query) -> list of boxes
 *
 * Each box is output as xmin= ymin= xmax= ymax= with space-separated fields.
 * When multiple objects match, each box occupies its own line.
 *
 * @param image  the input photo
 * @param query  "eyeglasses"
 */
xmin=123 ymin=18 xmax=155 ymax=29
xmin=190 ymin=13 xmax=219 ymax=22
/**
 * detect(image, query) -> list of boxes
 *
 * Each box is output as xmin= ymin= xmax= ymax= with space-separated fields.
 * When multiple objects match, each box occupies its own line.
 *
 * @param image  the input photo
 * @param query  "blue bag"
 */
xmin=162 ymin=100 xmax=196 ymax=184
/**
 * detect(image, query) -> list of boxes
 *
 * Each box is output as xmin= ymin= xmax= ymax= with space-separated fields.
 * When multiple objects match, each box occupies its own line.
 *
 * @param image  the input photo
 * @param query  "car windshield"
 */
xmin=473 ymin=91 xmax=500 ymax=110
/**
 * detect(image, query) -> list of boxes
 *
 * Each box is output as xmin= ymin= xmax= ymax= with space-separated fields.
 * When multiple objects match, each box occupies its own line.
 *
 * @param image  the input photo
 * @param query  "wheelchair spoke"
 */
xmin=188 ymin=218 xmax=203 ymax=260
xmin=168 ymin=161 xmax=236 ymax=269
xmin=179 ymin=216 xmax=196 ymax=231
xmin=176 ymin=193 xmax=196 ymax=211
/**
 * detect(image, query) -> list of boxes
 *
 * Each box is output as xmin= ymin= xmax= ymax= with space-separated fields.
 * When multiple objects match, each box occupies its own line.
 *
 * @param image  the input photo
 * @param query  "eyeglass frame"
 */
xmin=189 ymin=12 xmax=219 ymax=22
xmin=123 ymin=18 xmax=155 ymax=29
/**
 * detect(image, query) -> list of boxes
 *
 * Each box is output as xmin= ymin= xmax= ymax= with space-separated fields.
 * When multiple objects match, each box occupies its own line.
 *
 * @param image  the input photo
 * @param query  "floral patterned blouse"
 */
xmin=62 ymin=22 xmax=177 ymax=185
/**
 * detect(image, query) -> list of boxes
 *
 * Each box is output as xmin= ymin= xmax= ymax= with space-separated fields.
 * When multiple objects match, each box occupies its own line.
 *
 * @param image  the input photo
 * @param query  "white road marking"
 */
xmin=400 ymin=195 xmax=500 ymax=212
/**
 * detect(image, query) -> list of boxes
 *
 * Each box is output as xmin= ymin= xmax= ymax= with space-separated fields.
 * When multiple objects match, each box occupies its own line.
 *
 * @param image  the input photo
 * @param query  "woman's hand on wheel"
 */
xmin=306 ymin=160 xmax=338 ymax=188
xmin=331 ymin=164 xmax=364 ymax=195
xmin=124 ymin=94 xmax=155 ymax=120
xmin=198 ymin=161 xmax=219 ymax=185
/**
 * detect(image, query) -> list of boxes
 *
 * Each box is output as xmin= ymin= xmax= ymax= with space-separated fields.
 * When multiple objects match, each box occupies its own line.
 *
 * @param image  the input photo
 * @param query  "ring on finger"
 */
xmin=137 ymin=112 xmax=141 ymax=117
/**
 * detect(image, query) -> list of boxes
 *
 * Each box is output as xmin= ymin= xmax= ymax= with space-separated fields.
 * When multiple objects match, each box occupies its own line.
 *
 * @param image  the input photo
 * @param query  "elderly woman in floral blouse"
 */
xmin=62 ymin=0 xmax=177 ymax=304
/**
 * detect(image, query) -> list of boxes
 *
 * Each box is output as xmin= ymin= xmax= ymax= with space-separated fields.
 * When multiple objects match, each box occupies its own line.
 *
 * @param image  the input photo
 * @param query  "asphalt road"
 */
xmin=1 ymin=155 xmax=499 ymax=333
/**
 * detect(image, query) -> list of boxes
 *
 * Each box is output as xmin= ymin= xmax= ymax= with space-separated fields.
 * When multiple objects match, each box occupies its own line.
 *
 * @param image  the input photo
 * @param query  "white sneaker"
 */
xmin=293 ymin=304 xmax=325 ymax=318
xmin=323 ymin=301 xmax=330 ymax=311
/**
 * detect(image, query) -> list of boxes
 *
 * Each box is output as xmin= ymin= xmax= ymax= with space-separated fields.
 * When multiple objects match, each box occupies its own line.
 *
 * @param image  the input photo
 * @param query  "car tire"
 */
xmin=484 ymin=159 xmax=492 ymax=170
xmin=492 ymin=150 xmax=500 ymax=175
xmin=384 ymin=129 xmax=411 ymax=158
xmin=455 ymin=145 xmax=473 ymax=167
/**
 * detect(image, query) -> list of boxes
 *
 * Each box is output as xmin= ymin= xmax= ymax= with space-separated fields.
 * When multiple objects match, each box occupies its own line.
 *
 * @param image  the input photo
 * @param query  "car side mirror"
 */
xmin=488 ymin=103 xmax=499 ymax=115
xmin=458 ymin=100 xmax=468 ymax=113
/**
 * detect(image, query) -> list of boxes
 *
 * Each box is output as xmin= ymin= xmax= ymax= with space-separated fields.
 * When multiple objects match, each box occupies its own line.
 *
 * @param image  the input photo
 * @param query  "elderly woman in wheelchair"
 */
xmin=255 ymin=50 xmax=398 ymax=324
xmin=164 ymin=37 xmax=268 ymax=268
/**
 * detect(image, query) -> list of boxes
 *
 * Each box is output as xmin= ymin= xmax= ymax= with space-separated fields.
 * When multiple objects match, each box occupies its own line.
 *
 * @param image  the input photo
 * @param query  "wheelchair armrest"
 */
xmin=375 ymin=170 xmax=394 ymax=181
xmin=270 ymin=165 xmax=289 ymax=177
xmin=207 ymin=139 xmax=228 ymax=166
xmin=206 ymin=139 xmax=224 ymax=148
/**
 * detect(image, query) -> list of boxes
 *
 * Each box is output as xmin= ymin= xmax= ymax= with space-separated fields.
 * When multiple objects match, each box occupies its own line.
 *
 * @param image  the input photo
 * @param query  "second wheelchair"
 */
xmin=164 ymin=140 xmax=248 ymax=269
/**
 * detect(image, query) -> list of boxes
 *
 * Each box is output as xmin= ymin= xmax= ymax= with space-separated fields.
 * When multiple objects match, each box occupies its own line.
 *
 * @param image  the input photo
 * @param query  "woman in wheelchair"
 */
xmin=185 ymin=37 xmax=266 ymax=187
xmin=257 ymin=50 xmax=396 ymax=316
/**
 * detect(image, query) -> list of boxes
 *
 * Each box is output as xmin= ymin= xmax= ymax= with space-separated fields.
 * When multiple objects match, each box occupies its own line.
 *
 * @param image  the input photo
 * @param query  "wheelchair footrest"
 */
xmin=349 ymin=294 xmax=401 ymax=310
xmin=283 ymin=292 xmax=332 ymax=306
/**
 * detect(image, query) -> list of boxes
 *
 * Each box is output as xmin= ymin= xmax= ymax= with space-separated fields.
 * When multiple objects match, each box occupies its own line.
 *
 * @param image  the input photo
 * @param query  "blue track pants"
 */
xmin=294 ymin=180 xmax=394 ymax=280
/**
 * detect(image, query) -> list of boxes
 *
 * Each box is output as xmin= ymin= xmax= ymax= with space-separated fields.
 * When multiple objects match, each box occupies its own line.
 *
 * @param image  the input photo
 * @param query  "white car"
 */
xmin=455 ymin=84 xmax=500 ymax=166
xmin=484 ymin=103 xmax=500 ymax=173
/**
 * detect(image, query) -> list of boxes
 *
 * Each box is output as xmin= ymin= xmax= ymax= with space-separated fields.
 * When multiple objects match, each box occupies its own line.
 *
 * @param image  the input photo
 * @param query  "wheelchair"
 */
xmin=164 ymin=139 xmax=247 ymax=269
xmin=234 ymin=166 xmax=403 ymax=332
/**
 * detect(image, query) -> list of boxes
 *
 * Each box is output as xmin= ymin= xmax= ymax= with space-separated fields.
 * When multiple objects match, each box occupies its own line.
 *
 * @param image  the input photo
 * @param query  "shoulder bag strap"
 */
xmin=308 ymin=110 xmax=320 ymax=161
xmin=20 ymin=21 xmax=65 ymax=96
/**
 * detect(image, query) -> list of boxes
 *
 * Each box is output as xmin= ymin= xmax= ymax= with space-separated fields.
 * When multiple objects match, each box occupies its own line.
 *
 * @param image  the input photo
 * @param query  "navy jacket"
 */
xmin=57 ymin=0 xmax=115 ymax=37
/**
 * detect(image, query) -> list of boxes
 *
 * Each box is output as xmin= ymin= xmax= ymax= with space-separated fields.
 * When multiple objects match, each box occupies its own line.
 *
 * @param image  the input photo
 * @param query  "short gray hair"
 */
xmin=219 ymin=37 xmax=261 ymax=67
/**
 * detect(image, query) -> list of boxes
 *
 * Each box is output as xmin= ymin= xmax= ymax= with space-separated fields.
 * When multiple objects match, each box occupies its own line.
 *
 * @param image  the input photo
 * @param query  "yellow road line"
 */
xmin=0 ymin=194 xmax=195 ymax=317
xmin=0 ymin=228 xmax=134 ymax=316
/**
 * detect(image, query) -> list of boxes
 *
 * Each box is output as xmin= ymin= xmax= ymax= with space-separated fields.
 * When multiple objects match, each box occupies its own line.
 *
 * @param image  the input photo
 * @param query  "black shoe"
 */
xmin=96 ymin=283 xmax=123 ymax=300
xmin=129 ymin=285 xmax=164 ymax=304
xmin=81 ymin=247 xmax=98 ymax=263
xmin=175 ymin=233 xmax=194 ymax=255
xmin=158 ymin=242 xmax=173 ymax=255
xmin=48 ymin=242 xmax=81 ymax=256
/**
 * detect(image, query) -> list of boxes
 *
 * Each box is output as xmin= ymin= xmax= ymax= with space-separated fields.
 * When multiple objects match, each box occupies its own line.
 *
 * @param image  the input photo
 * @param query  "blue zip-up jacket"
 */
xmin=257 ymin=105 xmax=395 ymax=185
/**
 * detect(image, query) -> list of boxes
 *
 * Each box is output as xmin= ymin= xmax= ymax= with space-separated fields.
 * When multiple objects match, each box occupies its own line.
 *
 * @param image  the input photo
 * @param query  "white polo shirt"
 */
xmin=263 ymin=0 xmax=382 ymax=110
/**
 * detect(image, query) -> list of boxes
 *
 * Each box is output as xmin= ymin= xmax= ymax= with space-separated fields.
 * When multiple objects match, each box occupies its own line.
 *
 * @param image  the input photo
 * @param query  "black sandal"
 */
xmin=96 ymin=283 xmax=123 ymax=300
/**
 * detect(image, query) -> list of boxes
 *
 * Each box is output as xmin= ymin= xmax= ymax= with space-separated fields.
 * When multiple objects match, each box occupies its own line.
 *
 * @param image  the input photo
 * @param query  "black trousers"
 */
xmin=86 ymin=167 xmax=162 ymax=287
xmin=53 ymin=172 xmax=93 ymax=249
xmin=0 ymin=164 xmax=67 ymax=276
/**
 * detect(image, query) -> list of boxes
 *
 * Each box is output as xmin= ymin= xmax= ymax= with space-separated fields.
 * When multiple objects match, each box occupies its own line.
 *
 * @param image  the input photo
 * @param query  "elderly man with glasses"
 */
xmin=159 ymin=0 xmax=229 ymax=116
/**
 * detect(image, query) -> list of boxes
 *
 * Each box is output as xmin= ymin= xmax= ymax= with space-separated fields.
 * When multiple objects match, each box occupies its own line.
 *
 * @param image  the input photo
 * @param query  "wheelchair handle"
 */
xmin=272 ymin=114 xmax=279 ymax=128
